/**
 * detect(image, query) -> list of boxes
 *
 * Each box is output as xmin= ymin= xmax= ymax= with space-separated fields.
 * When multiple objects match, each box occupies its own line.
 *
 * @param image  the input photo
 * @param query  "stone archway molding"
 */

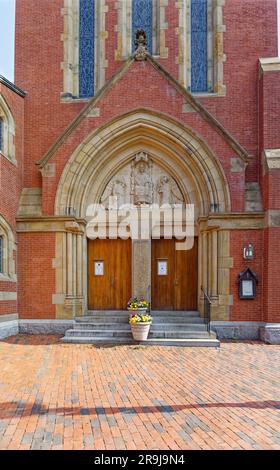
xmin=55 ymin=109 xmax=231 ymax=218
xmin=53 ymin=109 xmax=232 ymax=319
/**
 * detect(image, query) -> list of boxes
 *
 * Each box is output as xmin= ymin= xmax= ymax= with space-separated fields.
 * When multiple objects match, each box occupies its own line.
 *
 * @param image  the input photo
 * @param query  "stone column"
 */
xmin=76 ymin=234 xmax=83 ymax=297
xmin=197 ymin=234 xmax=203 ymax=314
xmin=72 ymin=234 xmax=77 ymax=297
xmin=66 ymin=231 xmax=73 ymax=297
xmin=207 ymin=231 xmax=212 ymax=291
xmin=211 ymin=230 xmax=218 ymax=298
xmin=202 ymin=231 xmax=208 ymax=291
xmin=64 ymin=221 xmax=86 ymax=317
xmin=132 ymin=239 xmax=151 ymax=302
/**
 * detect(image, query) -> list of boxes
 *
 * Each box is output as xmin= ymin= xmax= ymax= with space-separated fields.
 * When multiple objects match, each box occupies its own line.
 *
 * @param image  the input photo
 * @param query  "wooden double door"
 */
xmin=88 ymin=238 xmax=198 ymax=311
xmin=151 ymin=238 xmax=198 ymax=310
xmin=88 ymin=239 xmax=132 ymax=310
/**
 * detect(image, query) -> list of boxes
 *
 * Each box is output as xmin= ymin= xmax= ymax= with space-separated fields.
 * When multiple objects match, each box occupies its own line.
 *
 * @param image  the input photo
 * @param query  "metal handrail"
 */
xmin=201 ymin=286 xmax=212 ymax=304
xmin=201 ymin=286 xmax=211 ymax=334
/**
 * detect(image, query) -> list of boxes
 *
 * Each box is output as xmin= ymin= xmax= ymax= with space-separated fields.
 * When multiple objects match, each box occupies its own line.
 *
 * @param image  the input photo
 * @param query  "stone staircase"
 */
xmin=61 ymin=310 xmax=220 ymax=347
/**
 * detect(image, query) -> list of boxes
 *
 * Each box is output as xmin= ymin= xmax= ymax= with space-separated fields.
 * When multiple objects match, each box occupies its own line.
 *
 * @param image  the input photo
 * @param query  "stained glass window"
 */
xmin=132 ymin=0 xmax=153 ymax=54
xmin=79 ymin=0 xmax=95 ymax=98
xmin=191 ymin=0 xmax=208 ymax=92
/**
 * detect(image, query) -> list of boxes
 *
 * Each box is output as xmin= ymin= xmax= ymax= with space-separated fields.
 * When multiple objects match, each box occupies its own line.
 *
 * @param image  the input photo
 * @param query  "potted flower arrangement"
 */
xmin=129 ymin=312 xmax=152 ymax=341
xmin=127 ymin=297 xmax=149 ymax=313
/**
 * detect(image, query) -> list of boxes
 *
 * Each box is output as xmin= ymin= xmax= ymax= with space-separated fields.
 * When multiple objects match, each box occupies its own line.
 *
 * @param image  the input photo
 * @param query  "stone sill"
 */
xmin=193 ymin=92 xmax=226 ymax=98
xmin=259 ymin=57 xmax=280 ymax=72
xmin=60 ymin=96 xmax=91 ymax=104
xmin=0 ymin=274 xmax=17 ymax=283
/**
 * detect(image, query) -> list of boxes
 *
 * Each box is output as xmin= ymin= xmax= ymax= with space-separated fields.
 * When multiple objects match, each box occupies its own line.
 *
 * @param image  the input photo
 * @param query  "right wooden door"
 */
xmin=151 ymin=238 xmax=198 ymax=311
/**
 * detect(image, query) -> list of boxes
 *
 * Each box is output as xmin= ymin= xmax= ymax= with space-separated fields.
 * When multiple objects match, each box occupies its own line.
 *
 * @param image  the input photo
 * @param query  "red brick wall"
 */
xmin=260 ymin=72 xmax=280 ymax=151
xmin=17 ymin=232 xmax=56 ymax=319
xmin=259 ymin=63 xmax=280 ymax=323
xmin=9 ymin=0 xmax=280 ymax=324
xmin=0 ymin=84 xmax=25 ymax=316
xmin=39 ymin=59 xmax=245 ymax=215
xmin=15 ymin=0 xmax=85 ymax=187
xmin=230 ymin=230 xmax=263 ymax=322
xmin=263 ymin=227 xmax=280 ymax=323
xmin=14 ymin=0 xmax=278 ymax=189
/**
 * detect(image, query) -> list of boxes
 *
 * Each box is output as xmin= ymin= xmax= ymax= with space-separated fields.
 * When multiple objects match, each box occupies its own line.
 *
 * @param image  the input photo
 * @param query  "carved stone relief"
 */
xmin=99 ymin=152 xmax=185 ymax=208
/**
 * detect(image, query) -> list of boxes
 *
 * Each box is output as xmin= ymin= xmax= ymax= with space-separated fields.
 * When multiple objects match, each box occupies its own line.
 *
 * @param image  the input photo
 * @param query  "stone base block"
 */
xmin=260 ymin=324 xmax=280 ymax=345
xmin=19 ymin=320 xmax=74 ymax=335
xmin=0 ymin=320 xmax=19 ymax=339
xmin=211 ymin=321 xmax=262 ymax=340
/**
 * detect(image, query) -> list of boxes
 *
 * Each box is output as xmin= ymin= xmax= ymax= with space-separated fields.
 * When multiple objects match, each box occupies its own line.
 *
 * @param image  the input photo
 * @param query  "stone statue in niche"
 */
xmin=100 ymin=177 xmax=127 ymax=208
xmin=156 ymin=175 xmax=184 ymax=206
xmin=134 ymin=29 xmax=148 ymax=61
xmin=131 ymin=152 xmax=153 ymax=205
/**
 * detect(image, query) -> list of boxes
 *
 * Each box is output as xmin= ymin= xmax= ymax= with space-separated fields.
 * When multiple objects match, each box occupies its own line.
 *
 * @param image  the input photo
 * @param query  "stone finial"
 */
xmin=134 ymin=29 xmax=148 ymax=61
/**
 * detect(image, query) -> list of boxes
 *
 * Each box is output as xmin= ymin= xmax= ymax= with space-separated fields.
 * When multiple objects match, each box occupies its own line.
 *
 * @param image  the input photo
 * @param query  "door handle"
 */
xmin=174 ymin=279 xmax=179 ymax=286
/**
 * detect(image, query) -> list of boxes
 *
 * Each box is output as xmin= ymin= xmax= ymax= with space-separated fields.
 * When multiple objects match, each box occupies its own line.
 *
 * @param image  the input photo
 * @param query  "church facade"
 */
xmin=0 ymin=0 xmax=280 ymax=343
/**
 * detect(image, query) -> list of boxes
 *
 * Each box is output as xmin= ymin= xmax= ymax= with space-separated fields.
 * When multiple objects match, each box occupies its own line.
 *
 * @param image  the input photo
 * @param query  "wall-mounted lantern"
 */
xmin=243 ymin=243 xmax=254 ymax=260
xmin=238 ymin=268 xmax=257 ymax=299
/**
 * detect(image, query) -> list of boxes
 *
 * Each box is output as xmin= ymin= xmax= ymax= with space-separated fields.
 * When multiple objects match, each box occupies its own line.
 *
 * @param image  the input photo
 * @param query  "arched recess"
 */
xmin=55 ymin=109 xmax=231 ymax=217
xmin=0 ymin=214 xmax=16 ymax=281
xmin=0 ymin=95 xmax=16 ymax=163
xmin=52 ymin=110 xmax=232 ymax=319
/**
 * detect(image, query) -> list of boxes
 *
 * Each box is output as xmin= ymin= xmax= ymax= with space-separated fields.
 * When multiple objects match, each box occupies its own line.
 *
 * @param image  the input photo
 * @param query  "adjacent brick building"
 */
xmin=0 ymin=0 xmax=280 ymax=343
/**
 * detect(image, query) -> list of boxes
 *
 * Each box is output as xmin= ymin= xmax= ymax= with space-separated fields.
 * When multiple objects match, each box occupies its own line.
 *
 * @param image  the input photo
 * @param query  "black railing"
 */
xmin=201 ymin=286 xmax=211 ymax=334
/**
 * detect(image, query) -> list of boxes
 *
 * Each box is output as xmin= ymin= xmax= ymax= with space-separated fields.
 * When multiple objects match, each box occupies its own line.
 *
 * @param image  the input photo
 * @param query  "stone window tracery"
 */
xmin=177 ymin=0 xmax=226 ymax=95
xmin=61 ymin=0 xmax=107 ymax=99
xmin=132 ymin=0 xmax=153 ymax=54
xmin=115 ymin=0 xmax=165 ymax=60
xmin=0 ymin=215 xmax=16 ymax=282
xmin=0 ymin=95 xmax=16 ymax=163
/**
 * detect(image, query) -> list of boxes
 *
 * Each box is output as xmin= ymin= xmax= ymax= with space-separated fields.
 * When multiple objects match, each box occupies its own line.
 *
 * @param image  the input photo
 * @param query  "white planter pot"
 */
xmin=131 ymin=322 xmax=151 ymax=341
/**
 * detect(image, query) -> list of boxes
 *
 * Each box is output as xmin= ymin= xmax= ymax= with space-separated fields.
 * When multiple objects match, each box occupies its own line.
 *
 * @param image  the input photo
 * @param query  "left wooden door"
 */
xmin=88 ymin=239 xmax=132 ymax=310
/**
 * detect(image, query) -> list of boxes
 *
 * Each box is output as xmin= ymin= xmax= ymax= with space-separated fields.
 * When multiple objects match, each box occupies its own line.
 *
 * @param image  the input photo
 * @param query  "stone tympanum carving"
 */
xmin=100 ymin=177 xmax=127 ymax=208
xmin=131 ymin=153 xmax=153 ymax=205
xmin=99 ymin=152 xmax=184 ymax=208
xmin=156 ymin=175 xmax=184 ymax=205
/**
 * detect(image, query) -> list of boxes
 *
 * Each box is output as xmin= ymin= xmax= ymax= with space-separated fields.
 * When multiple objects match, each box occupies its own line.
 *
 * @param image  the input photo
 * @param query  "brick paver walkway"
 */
xmin=0 ymin=335 xmax=279 ymax=450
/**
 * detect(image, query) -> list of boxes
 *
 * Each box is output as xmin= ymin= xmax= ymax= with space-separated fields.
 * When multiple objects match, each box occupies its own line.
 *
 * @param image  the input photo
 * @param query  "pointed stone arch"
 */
xmin=55 ymin=109 xmax=231 ymax=217
xmin=53 ymin=110 xmax=232 ymax=320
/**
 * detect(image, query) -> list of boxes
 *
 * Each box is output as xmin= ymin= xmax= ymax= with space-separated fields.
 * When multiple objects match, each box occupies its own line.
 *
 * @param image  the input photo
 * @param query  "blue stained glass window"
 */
xmin=79 ymin=0 xmax=95 ymax=98
xmin=191 ymin=0 xmax=208 ymax=92
xmin=132 ymin=0 xmax=153 ymax=54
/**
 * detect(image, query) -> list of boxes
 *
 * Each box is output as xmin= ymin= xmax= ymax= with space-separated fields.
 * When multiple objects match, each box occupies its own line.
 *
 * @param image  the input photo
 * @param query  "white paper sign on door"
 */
xmin=157 ymin=260 xmax=168 ymax=276
xmin=94 ymin=261 xmax=104 ymax=276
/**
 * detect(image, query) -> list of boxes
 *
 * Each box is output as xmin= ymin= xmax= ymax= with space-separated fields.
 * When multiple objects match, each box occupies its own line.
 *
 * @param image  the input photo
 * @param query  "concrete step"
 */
xmin=78 ymin=310 xmax=201 ymax=320
xmin=73 ymin=322 xmax=207 ymax=331
xmin=62 ymin=309 xmax=218 ymax=347
xmin=76 ymin=315 xmax=204 ymax=324
xmin=65 ymin=328 xmax=215 ymax=339
xmin=61 ymin=336 xmax=220 ymax=347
